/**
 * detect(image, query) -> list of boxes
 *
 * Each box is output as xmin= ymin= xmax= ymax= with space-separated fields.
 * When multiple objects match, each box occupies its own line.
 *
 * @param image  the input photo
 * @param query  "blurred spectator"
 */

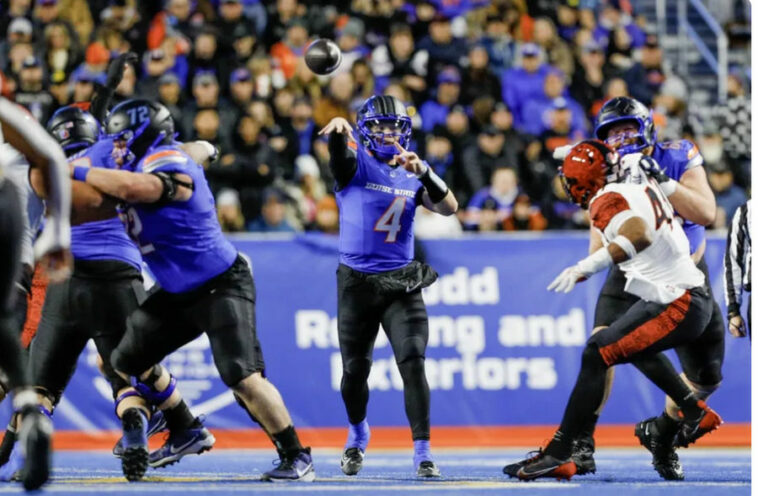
xmin=652 ymin=76 xmax=688 ymax=142
xmin=266 ymin=124 xmax=298 ymax=178
xmin=215 ymin=0 xmax=258 ymax=58
xmin=570 ymin=39 xmax=607 ymax=117
xmin=350 ymin=59 xmax=374 ymax=101
xmin=334 ymin=18 xmax=370 ymax=76
xmin=148 ymin=0 xmax=199 ymax=49
xmin=479 ymin=13 xmax=513 ymax=73
xmin=273 ymin=85 xmax=295 ymax=120
xmin=217 ymin=188 xmax=246 ymax=232
xmin=417 ymin=14 xmax=467 ymax=80
xmin=71 ymin=69 xmax=98 ymax=103
xmin=229 ymin=67 xmax=256 ymax=109
xmin=470 ymin=197 xmax=503 ymax=232
xmin=592 ymin=3 xmax=645 ymax=50
xmin=708 ymin=161 xmax=748 ymax=228
xmin=370 ymin=23 xmax=428 ymax=101
xmin=556 ymin=4 xmax=580 ymax=42
xmin=193 ymin=108 xmax=223 ymax=148
xmin=247 ymin=188 xmax=297 ymax=232
xmin=263 ymin=0 xmax=306 ymax=49
xmin=533 ymin=17 xmax=574 ymax=79
xmin=181 ymin=71 xmax=235 ymax=142
xmin=314 ymin=194 xmax=339 ymax=234
xmin=420 ymin=66 xmax=460 ymax=132
xmin=231 ymin=20 xmax=265 ymax=65
xmin=57 ymin=0 xmax=93 ymax=47
xmin=624 ymin=32 xmax=667 ymax=105
xmin=503 ymin=194 xmax=548 ymax=231
xmin=0 ymin=18 xmax=35 ymax=72
xmin=0 ymin=1 xmax=33 ymax=39
xmin=424 ymin=131 xmax=454 ymax=183
xmin=464 ymin=166 xmax=519 ymax=231
xmin=188 ymin=29 xmax=222 ymax=86
xmin=48 ymin=70 xmax=70 ymax=109
xmin=501 ymin=43 xmax=552 ymax=131
xmin=157 ymin=73 xmax=183 ymax=129
xmin=42 ymin=22 xmax=80 ymax=80
xmin=462 ymin=126 xmax=519 ymax=197
xmin=15 ymin=55 xmax=54 ymax=123
xmin=490 ymin=102 xmax=526 ymax=160
xmin=290 ymin=97 xmax=317 ymax=156
xmin=460 ymin=44 xmax=501 ymax=105
xmin=521 ymin=70 xmax=586 ymax=137
xmin=540 ymin=98 xmax=583 ymax=152
xmin=32 ymin=0 xmax=81 ymax=59
xmin=285 ymin=154 xmax=326 ymax=230
xmin=313 ymin=72 xmax=353 ymax=128
xmin=137 ymin=48 xmax=170 ymax=98
xmin=270 ymin=18 xmax=309 ymax=81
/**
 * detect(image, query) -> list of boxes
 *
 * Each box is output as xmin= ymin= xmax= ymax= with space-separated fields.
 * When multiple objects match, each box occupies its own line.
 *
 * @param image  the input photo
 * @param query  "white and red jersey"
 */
xmin=588 ymin=178 xmax=704 ymax=304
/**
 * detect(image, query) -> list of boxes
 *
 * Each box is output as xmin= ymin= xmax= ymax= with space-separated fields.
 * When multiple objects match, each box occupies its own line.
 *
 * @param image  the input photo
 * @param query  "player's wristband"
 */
xmin=659 ymin=178 xmax=678 ymax=197
xmin=611 ymin=234 xmax=637 ymax=259
xmin=417 ymin=163 xmax=449 ymax=203
xmin=576 ymin=247 xmax=613 ymax=276
xmin=72 ymin=166 xmax=89 ymax=182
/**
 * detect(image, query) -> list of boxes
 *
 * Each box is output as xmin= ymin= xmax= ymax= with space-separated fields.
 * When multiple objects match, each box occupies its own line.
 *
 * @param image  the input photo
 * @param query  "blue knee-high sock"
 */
xmin=345 ymin=419 xmax=370 ymax=452
xmin=413 ymin=439 xmax=432 ymax=467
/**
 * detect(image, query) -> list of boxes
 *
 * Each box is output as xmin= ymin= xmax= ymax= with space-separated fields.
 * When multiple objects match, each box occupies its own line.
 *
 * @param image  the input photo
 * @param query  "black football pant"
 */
xmin=0 ymin=179 xmax=29 ymax=390
xmin=558 ymin=287 xmax=712 ymax=446
xmin=337 ymin=264 xmax=431 ymax=441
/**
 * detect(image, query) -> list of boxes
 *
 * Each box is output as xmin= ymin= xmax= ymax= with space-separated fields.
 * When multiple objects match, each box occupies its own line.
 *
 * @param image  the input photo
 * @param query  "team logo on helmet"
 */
xmin=559 ymin=140 xmax=620 ymax=208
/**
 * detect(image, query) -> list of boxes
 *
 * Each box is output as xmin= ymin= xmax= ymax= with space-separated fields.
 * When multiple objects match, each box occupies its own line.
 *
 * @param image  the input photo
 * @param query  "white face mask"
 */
xmin=700 ymin=142 xmax=724 ymax=164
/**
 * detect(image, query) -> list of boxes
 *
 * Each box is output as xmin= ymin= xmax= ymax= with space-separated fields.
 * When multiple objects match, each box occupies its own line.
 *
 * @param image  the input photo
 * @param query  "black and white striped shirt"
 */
xmin=724 ymin=199 xmax=751 ymax=316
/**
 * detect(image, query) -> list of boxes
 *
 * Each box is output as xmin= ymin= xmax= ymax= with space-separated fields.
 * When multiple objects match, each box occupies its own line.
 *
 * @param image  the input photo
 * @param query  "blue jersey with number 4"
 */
xmin=650 ymin=140 xmax=704 ymax=254
xmin=336 ymin=142 xmax=423 ymax=273
xmin=69 ymin=137 xmax=142 ymax=271
xmin=125 ymin=144 xmax=237 ymax=292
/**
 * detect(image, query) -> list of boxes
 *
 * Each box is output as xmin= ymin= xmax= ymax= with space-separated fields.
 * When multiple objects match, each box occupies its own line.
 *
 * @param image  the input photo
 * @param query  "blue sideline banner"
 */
xmin=35 ymin=233 xmax=749 ymax=431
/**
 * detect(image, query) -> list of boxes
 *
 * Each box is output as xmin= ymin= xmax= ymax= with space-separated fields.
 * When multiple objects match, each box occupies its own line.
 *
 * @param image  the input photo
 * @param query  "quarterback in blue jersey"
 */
xmin=75 ymin=99 xmax=314 ymax=482
xmin=319 ymin=95 xmax=458 ymax=478
xmin=568 ymin=97 xmax=725 ymax=480
xmin=16 ymin=105 xmax=214 ymax=483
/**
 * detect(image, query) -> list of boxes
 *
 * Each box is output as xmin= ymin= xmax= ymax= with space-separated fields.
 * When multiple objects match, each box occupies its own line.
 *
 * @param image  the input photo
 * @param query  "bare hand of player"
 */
xmin=318 ymin=118 xmax=354 ymax=141
xmin=547 ymin=265 xmax=586 ymax=293
xmin=393 ymin=143 xmax=425 ymax=175
xmin=728 ymin=315 xmax=747 ymax=338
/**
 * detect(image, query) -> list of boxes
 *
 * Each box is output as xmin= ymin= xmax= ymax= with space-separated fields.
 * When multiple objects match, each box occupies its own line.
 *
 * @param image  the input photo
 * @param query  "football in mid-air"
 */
xmin=304 ymin=39 xmax=342 ymax=75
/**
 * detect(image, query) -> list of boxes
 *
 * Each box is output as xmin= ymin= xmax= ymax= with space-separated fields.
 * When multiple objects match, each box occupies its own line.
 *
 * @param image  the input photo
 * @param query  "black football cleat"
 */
xmin=571 ymin=435 xmax=596 ymax=475
xmin=634 ymin=416 xmax=684 ymax=481
xmin=340 ymin=447 xmax=364 ymax=476
xmin=504 ymin=449 xmax=576 ymax=481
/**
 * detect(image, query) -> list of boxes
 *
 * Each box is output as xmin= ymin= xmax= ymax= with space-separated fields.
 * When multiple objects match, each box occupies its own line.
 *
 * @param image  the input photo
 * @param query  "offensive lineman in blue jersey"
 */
xmin=16 ymin=105 xmax=215 ymax=483
xmin=74 ymin=99 xmax=315 ymax=482
xmin=566 ymin=97 xmax=725 ymax=480
xmin=318 ymin=95 xmax=458 ymax=478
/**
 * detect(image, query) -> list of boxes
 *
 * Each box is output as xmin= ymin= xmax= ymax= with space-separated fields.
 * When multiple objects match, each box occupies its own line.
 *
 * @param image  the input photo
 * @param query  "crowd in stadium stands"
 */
xmin=0 ymin=0 xmax=750 ymax=234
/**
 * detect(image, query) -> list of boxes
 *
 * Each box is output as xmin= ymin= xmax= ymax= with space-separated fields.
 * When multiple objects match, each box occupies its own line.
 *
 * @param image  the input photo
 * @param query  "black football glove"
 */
xmin=638 ymin=155 xmax=677 ymax=196
xmin=105 ymin=52 xmax=138 ymax=90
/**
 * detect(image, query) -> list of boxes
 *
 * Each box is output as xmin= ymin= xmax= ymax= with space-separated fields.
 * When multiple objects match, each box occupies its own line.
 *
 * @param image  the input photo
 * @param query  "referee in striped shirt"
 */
xmin=724 ymin=199 xmax=751 ymax=337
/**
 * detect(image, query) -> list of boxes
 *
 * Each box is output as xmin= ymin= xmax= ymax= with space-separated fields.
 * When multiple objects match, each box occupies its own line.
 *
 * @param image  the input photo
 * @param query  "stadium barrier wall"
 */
xmin=24 ymin=232 xmax=749 ymax=448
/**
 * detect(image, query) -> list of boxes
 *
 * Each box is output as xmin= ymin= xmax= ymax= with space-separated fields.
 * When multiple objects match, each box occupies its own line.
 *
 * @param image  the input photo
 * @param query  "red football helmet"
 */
xmin=559 ymin=140 xmax=620 ymax=208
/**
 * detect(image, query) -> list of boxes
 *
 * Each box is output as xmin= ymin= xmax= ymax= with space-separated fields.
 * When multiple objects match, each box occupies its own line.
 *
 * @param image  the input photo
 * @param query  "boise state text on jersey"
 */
xmin=125 ymin=144 xmax=237 ymax=292
xmin=650 ymin=139 xmax=704 ymax=254
xmin=68 ymin=137 xmax=142 ymax=271
xmin=336 ymin=142 xmax=423 ymax=273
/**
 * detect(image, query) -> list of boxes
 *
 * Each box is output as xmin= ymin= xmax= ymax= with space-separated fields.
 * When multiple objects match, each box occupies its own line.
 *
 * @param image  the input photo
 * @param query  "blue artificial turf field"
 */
xmin=0 ymin=448 xmax=748 ymax=495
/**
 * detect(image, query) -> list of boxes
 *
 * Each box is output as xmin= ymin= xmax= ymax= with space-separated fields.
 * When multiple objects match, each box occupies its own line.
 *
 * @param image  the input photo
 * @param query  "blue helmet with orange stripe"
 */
xmin=105 ymin=98 xmax=174 ymax=169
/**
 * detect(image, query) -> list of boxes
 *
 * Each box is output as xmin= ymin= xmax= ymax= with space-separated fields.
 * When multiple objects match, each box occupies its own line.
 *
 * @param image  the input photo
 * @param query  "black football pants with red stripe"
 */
xmin=556 ymin=286 xmax=711 ymax=445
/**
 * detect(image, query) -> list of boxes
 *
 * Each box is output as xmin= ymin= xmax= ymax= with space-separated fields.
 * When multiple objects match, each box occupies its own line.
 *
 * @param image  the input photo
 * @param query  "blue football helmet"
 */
xmin=105 ymin=99 xmax=174 ymax=169
xmin=46 ymin=105 xmax=101 ymax=157
xmin=356 ymin=95 xmax=412 ymax=161
xmin=594 ymin=97 xmax=657 ymax=155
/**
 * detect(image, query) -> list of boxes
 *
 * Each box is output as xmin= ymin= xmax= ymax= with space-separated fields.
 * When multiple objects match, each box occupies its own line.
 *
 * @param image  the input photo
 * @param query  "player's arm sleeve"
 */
xmin=724 ymin=202 xmax=747 ymax=315
xmin=328 ymin=132 xmax=357 ymax=190
xmin=589 ymin=191 xmax=635 ymax=240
